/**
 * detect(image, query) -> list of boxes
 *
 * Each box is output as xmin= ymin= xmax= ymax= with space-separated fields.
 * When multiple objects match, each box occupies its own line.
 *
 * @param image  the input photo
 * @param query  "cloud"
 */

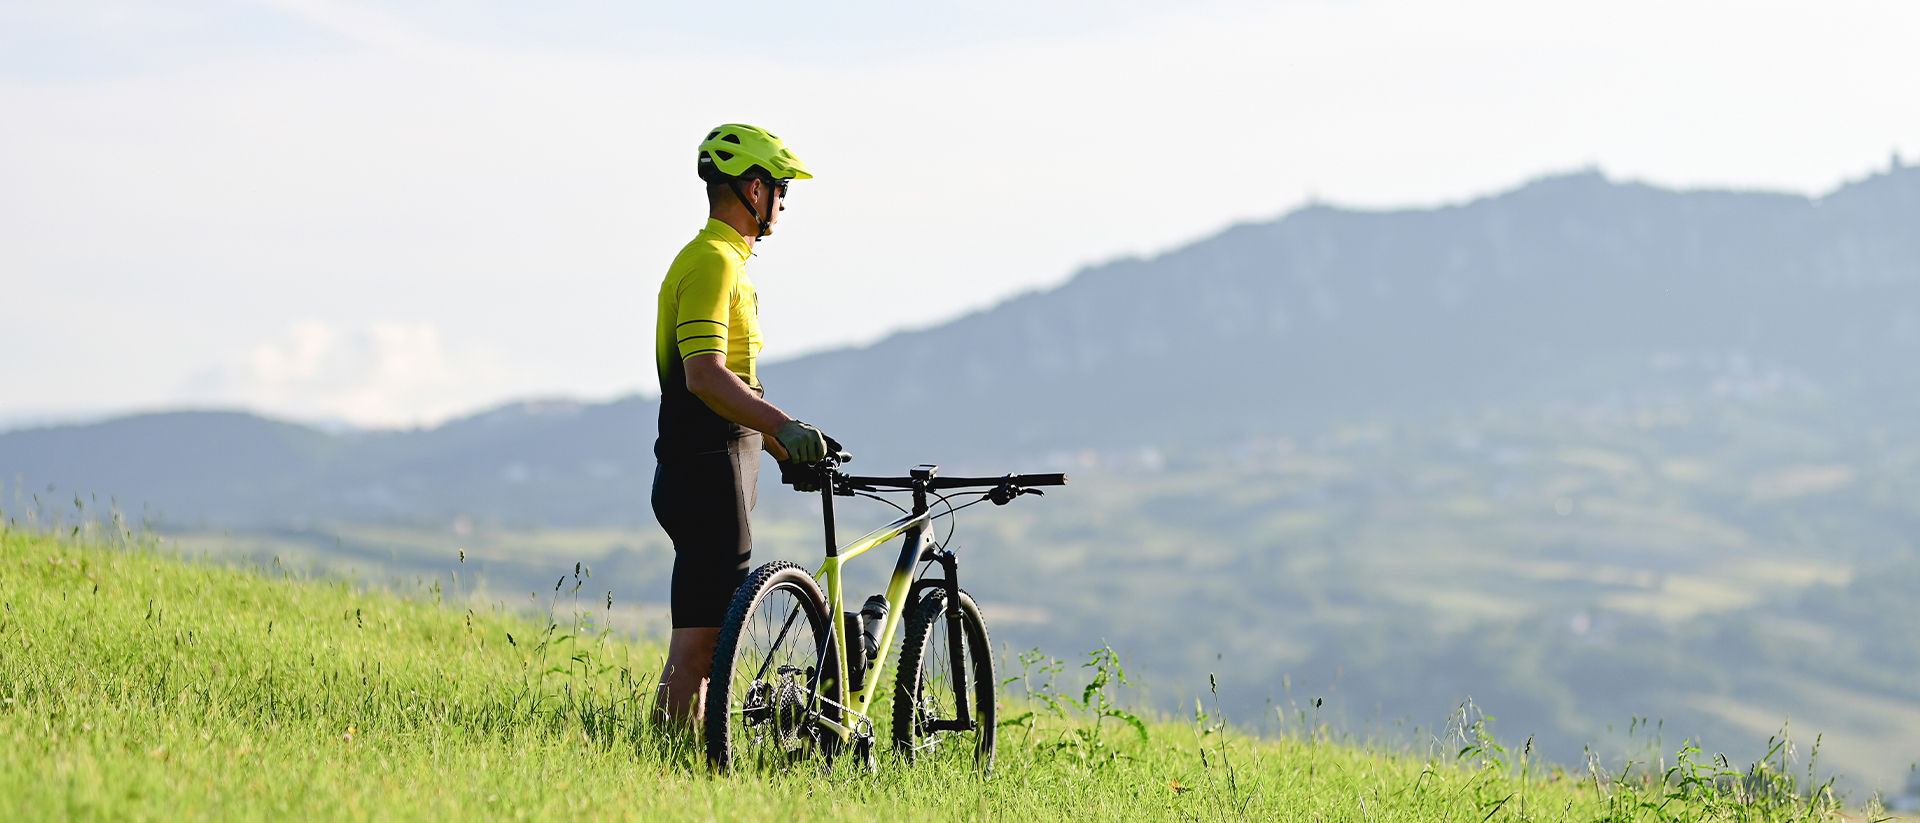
xmin=187 ymin=320 xmax=515 ymax=427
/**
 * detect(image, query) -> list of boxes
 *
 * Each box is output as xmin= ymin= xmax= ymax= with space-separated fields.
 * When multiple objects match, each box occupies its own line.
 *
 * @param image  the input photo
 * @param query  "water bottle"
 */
xmin=843 ymin=612 xmax=866 ymax=683
xmin=858 ymin=594 xmax=889 ymax=661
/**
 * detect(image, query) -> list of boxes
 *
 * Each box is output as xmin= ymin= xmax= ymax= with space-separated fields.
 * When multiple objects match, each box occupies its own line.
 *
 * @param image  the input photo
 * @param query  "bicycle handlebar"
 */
xmin=798 ymin=446 xmax=1068 ymax=497
xmin=934 ymin=473 xmax=1068 ymax=489
xmin=840 ymin=472 xmax=1069 ymax=490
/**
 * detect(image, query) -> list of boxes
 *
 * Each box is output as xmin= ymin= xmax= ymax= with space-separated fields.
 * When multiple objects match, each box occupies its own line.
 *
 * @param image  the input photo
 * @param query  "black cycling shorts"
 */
xmin=652 ymin=435 xmax=760 ymax=629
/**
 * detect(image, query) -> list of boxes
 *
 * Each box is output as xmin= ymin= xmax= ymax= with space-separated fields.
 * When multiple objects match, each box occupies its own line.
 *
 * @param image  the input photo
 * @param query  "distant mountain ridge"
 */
xmin=770 ymin=167 xmax=1920 ymax=466
xmin=6 ymin=167 xmax=1919 ymax=526
xmin=0 ymin=401 xmax=656 ymax=526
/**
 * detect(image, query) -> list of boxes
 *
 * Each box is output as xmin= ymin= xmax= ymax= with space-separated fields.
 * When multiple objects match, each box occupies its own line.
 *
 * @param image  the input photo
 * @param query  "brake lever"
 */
xmin=835 ymin=473 xmax=865 ymax=496
xmin=779 ymin=459 xmax=839 ymax=494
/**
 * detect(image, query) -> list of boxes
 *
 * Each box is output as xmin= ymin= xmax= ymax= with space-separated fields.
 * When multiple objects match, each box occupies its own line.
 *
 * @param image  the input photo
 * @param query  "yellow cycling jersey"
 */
xmin=654 ymin=219 xmax=763 ymax=459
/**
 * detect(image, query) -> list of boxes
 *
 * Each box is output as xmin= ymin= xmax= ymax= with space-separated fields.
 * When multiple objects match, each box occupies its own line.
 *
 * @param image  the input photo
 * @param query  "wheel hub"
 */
xmin=741 ymin=667 xmax=813 ymax=750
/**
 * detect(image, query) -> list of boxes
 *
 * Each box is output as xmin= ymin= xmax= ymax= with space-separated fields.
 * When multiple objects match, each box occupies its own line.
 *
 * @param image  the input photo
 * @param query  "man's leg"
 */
xmin=650 ymin=443 xmax=758 ymax=730
xmin=656 ymin=626 xmax=721 ymax=727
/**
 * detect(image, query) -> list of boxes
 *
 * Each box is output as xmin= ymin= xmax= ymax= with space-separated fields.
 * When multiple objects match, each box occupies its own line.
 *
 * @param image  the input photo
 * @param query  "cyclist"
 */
xmin=651 ymin=124 xmax=838 ymax=729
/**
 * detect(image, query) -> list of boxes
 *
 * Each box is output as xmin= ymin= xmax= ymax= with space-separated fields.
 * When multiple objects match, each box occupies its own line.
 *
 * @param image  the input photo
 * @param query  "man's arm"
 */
xmin=683 ymin=352 xmax=792 ymax=459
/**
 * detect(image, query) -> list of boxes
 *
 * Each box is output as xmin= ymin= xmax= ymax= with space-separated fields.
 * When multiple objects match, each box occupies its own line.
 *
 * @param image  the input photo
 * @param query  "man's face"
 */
xmin=759 ymin=178 xmax=787 ymax=232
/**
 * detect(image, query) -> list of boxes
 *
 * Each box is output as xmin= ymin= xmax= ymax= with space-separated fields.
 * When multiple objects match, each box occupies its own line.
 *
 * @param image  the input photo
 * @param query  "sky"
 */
xmin=2 ymin=0 xmax=1915 ymax=429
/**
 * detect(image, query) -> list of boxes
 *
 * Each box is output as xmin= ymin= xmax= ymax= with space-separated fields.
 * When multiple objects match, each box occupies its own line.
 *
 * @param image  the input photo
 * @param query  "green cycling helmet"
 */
xmin=696 ymin=124 xmax=813 ymax=182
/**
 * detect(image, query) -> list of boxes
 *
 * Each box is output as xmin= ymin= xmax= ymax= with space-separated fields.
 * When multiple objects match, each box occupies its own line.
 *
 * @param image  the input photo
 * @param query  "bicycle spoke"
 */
xmin=751 ymin=603 xmax=803 ymax=683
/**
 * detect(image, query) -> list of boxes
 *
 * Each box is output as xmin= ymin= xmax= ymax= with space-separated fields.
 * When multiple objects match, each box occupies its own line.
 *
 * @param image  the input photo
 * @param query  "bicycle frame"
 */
xmin=765 ymin=461 xmax=1062 ymax=753
xmin=809 ymin=470 xmax=942 ymax=741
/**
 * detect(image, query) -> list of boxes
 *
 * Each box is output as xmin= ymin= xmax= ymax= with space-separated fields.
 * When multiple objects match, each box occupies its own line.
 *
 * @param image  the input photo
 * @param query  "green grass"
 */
xmin=0 ymin=527 xmax=1868 ymax=821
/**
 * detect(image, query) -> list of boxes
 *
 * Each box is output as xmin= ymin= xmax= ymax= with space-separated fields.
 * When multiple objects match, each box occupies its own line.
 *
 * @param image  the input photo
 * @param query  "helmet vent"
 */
xmin=721 ymin=133 xmax=742 ymax=144
xmin=706 ymin=131 xmax=720 ymax=140
xmin=714 ymin=150 xmax=734 ymax=161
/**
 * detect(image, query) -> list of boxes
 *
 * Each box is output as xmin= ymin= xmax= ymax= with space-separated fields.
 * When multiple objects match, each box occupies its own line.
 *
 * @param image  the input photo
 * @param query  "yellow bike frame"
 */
xmin=813 ymin=503 xmax=930 ymax=737
xmin=787 ymin=463 xmax=1063 ymax=747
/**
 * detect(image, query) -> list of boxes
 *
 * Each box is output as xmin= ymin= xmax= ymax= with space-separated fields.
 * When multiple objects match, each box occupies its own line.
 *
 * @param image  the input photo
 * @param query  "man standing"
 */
xmin=652 ymin=124 xmax=836 ymax=727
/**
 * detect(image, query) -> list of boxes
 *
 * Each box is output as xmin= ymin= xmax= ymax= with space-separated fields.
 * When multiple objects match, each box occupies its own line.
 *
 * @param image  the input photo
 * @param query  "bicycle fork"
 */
xmin=933 ymin=550 xmax=975 ymax=733
xmin=907 ymin=475 xmax=975 ymax=735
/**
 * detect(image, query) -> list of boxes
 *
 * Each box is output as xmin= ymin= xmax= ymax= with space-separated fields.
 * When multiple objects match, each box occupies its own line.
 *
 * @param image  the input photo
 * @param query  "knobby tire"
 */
xmin=704 ymin=561 xmax=842 ymax=773
xmin=891 ymin=588 xmax=996 ymax=770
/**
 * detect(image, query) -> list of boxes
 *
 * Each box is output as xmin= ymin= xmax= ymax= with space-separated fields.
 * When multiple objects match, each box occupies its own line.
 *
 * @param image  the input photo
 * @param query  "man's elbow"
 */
xmin=685 ymin=372 xmax=718 ymax=402
xmin=683 ymin=359 xmax=728 ymax=402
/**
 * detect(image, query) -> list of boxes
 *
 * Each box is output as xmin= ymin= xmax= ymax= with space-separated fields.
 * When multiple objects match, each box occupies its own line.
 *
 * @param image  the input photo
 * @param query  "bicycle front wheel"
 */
xmin=705 ymin=561 xmax=842 ymax=773
xmin=891 ymin=588 xmax=996 ymax=769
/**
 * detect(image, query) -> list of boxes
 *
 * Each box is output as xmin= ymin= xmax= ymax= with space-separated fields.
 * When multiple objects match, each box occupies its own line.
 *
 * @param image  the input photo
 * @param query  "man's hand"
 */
xmin=779 ymin=460 xmax=822 ymax=492
xmin=775 ymin=420 xmax=829 ymax=463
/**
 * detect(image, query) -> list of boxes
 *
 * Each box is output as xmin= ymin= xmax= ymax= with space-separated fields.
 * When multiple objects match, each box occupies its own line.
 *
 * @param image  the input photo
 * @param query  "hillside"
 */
xmin=0 ymin=529 xmax=1706 ymax=822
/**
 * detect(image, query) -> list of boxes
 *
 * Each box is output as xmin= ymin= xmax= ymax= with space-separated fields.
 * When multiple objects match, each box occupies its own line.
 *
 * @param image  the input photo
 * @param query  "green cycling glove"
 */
xmin=778 ymin=459 xmax=822 ymax=492
xmin=775 ymin=420 xmax=829 ymax=463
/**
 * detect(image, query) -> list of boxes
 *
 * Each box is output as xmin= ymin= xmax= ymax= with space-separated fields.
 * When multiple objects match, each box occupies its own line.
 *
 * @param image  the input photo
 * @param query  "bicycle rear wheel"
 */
xmin=891 ymin=588 xmax=996 ymax=769
xmin=705 ymin=561 xmax=841 ymax=773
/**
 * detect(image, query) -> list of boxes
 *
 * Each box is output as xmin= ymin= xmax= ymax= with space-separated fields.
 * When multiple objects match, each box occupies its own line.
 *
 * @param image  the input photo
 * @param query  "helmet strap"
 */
xmin=726 ymin=178 xmax=772 ymax=240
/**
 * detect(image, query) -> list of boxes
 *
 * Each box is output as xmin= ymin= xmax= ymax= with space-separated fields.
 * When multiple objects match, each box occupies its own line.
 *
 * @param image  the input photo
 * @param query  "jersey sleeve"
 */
xmin=674 ymin=253 xmax=735 ymax=361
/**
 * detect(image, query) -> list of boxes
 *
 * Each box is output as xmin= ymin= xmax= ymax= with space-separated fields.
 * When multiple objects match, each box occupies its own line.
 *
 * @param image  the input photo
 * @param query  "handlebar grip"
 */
xmin=926 ymin=472 xmax=1070 ymax=490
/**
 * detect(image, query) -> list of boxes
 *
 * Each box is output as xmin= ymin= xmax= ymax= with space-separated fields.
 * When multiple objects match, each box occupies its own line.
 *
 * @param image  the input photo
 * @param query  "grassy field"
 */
xmin=126 ymin=394 xmax=1920 ymax=791
xmin=0 ymin=526 xmax=1867 ymax=821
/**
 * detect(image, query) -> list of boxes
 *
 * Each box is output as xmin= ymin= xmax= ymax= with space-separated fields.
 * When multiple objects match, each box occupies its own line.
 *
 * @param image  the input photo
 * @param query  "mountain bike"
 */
xmin=702 ymin=451 xmax=1066 ymax=773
